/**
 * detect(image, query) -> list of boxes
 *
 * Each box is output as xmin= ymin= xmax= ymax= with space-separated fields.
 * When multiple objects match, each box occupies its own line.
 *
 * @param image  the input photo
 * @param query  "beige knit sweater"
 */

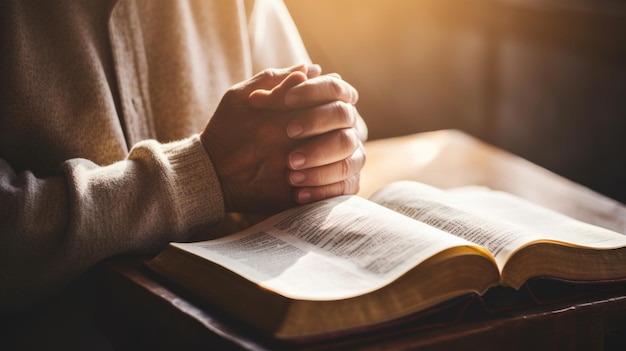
xmin=0 ymin=0 xmax=310 ymax=310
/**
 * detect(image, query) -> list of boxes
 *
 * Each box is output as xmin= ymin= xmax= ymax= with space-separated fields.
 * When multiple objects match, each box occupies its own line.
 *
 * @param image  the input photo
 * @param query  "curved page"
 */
xmin=174 ymin=195 xmax=484 ymax=301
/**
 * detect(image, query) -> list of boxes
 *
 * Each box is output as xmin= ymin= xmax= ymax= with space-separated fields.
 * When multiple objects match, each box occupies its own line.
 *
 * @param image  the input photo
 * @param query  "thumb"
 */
xmin=248 ymin=70 xmax=308 ymax=110
xmin=245 ymin=64 xmax=308 ymax=92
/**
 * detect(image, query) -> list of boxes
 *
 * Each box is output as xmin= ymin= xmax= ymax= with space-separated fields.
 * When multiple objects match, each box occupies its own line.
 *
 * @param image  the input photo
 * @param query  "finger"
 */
xmin=306 ymin=63 xmax=322 ymax=78
xmin=284 ymin=74 xmax=359 ymax=107
xmin=248 ymin=64 xmax=323 ymax=109
xmin=286 ymin=101 xmax=356 ymax=139
xmin=248 ymin=71 xmax=308 ymax=109
xmin=287 ymin=128 xmax=360 ymax=170
xmin=288 ymin=143 xmax=366 ymax=186
xmin=355 ymin=110 xmax=369 ymax=142
xmin=244 ymin=64 xmax=309 ymax=94
xmin=292 ymin=174 xmax=361 ymax=204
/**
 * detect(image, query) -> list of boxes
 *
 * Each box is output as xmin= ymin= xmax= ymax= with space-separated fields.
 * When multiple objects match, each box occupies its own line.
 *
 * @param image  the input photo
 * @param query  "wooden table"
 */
xmin=97 ymin=130 xmax=626 ymax=350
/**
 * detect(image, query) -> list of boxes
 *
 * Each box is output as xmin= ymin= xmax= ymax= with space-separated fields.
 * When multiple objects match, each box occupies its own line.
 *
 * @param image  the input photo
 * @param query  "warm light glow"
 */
xmin=406 ymin=139 xmax=441 ymax=167
xmin=359 ymin=133 xmax=447 ymax=197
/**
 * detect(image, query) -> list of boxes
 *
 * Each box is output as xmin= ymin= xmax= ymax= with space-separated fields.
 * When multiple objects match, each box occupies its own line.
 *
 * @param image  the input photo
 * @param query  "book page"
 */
xmin=174 ymin=196 xmax=484 ymax=301
xmin=370 ymin=181 xmax=626 ymax=270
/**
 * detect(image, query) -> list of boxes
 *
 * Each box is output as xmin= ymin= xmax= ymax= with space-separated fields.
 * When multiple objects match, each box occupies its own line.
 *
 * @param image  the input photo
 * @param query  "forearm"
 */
xmin=0 ymin=136 xmax=224 ymax=311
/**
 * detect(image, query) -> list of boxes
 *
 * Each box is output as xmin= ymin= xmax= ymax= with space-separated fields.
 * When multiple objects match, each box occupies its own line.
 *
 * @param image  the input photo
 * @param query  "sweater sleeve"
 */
xmin=0 ymin=135 xmax=224 ymax=311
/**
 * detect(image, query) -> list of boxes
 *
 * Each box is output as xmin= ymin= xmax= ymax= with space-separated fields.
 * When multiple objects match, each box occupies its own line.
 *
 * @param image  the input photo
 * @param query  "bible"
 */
xmin=147 ymin=180 xmax=626 ymax=340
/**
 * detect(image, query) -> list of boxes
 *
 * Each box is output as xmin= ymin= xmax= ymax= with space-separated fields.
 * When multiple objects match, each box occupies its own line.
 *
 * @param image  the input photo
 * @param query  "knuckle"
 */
xmin=347 ymin=174 xmax=360 ymax=194
xmin=331 ymin=185 xmax=345 ymax=198
xmin=222 ymin=88 xmax=246 ymax=105
xmin=338 ymin=150 xmax=364 ymax=186
xmin=360 ymin=147 xmax=367 ymax=168
xmin=314 ymin=184 xmax=339 ymax=201
xmin=350 ymin=87 xmax=359 ymax=104
xmin=325 ymin=182 xmax=345 ymax=198
xmin=335 ymin=176 xmax=358 ymax=197
xmin=332 ymin=101 xmax=354 ymax=126
xmin=261 ymin=68 xmax=277 ymax=79
xmin=328 ymin=77 xmax=346 ymax=98
xmin=354 ymin=142 xmax=366 ymax=168
xmin=340 ymin=156 xmax=353 ymax=180
xmin=223 ymin=87 xmax=238 ymax=100
xmin=327 ymin=75 xmax=358 ymax=104
xmin=337 ymin=128 xmax=358 ymax=153
xmin=307 ymin=166 xmax=361 ymax=201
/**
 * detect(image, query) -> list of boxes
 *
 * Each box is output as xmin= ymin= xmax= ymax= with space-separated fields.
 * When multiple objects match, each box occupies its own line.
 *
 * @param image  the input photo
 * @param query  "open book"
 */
xmin=147 ymin=181 xmax=626 ymax=340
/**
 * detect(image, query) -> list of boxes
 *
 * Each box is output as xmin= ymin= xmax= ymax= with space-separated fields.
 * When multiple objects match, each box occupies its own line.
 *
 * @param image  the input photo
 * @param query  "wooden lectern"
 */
xmin=99 ymin=130 xmax=626 ymax=350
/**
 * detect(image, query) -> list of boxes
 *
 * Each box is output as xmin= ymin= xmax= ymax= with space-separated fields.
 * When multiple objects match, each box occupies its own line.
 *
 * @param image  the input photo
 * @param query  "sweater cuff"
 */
xmin=162 ymin=135 xmax=225 ymax=231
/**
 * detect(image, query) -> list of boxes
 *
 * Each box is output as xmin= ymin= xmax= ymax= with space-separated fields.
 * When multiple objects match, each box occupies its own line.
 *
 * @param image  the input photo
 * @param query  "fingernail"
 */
xmin=285 ymin=92 xmax=300 ymax=106
xmin=290 ymin=152 xmax=306 ymax=169
xmin=290 ymin=171 xmax=306 ymax=184
xmin=287 ymin=123 xmax=303 ymax=138
xmin=298 ymin=191 xmax=311 ymax=203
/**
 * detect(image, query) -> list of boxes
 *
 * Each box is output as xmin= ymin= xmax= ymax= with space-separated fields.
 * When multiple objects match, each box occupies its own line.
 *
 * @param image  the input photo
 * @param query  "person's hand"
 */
xmin=201 ymin=65 xmax=330 ymax=213
xmin=249 ymin=70 xmax=367 ymax=205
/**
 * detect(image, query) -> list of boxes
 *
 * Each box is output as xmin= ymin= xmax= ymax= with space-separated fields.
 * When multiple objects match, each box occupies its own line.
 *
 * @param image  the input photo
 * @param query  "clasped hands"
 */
xmin=201 ymin=64 xmax=366 ymax=214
